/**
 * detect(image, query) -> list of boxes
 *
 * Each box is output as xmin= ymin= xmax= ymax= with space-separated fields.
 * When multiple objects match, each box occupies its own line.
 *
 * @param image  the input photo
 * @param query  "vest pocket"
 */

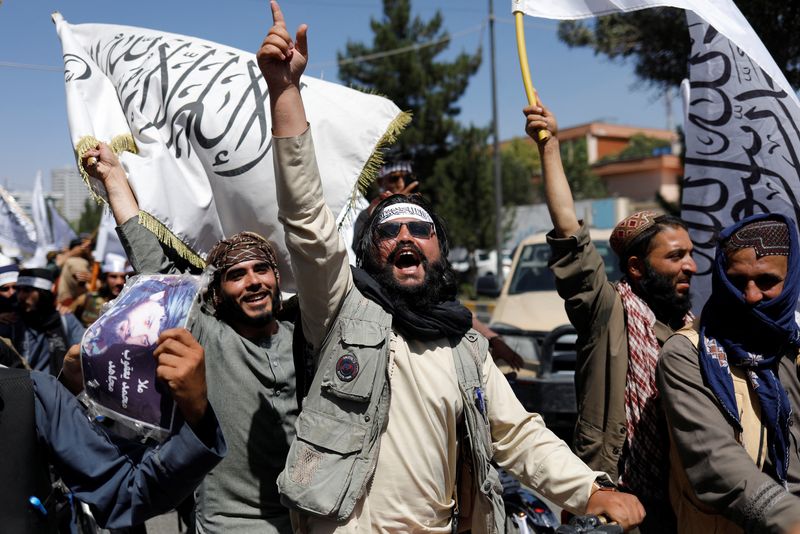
xmin=319 ymin=320 xmax=387 ymax=402
xmin=279 ymin=408 xmax=368 ymax=518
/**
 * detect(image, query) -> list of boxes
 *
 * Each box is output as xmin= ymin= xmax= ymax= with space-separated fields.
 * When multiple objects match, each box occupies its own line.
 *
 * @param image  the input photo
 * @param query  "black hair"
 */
xmin=617 ymin=214 xmax=688 ymax=274
xmin=354 ymin=194 xmax=452 ymax=270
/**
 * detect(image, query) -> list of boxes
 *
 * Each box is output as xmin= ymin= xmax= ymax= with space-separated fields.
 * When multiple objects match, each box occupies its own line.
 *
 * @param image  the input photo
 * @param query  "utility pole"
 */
xmin=489 ymin=0 xmax=504 ymax=284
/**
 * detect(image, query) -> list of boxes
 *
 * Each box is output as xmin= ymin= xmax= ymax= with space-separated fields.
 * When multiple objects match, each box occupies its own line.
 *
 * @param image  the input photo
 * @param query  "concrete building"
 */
xmin=518 ymin=122 xmax=682 ymax=205
xmin=51 ymin=166 xmax=89 ymax=223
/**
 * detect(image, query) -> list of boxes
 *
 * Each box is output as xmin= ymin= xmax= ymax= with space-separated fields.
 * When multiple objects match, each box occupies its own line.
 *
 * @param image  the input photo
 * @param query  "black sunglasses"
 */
xmin=375 ymin=221 xmax=435 ymax=239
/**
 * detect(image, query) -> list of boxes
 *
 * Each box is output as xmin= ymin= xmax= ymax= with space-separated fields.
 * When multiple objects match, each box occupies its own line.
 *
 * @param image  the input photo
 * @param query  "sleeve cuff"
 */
xmin=156 ymin=405 xmax=227 ymax=476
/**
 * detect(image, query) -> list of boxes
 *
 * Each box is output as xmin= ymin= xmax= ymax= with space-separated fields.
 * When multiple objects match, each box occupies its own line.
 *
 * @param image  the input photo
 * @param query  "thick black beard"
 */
xmin=217 ymin=292 xmax=274 ymax=329
xmin=638 ymin=264 xmax=692 ymax=329
xmin=365 ymin=242 xmax=459 ymax=312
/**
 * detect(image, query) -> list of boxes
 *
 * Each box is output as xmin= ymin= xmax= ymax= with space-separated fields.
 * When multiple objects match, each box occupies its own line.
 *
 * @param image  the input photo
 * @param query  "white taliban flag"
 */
xmin=24 ymin=172 xmax=57 ymax=268
xmin=513 ymin=0 xmax=800 ymax=309
xmin=0 ymin=186 xmax=37 ymax=258
xmin=49 ymin=203 xmax=77 ymax=252
xmin=54 ymin=13 xmax=408 ymax=291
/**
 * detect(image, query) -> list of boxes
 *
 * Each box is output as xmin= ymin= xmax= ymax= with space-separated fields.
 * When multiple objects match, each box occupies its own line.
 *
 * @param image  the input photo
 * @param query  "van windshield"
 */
xmin=507 ymin=241 xmax=622 ymax=295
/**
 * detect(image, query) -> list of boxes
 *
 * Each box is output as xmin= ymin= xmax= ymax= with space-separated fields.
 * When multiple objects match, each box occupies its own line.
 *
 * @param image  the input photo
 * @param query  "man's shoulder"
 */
xmin=659 ymin=329 xmax=701 ymax=373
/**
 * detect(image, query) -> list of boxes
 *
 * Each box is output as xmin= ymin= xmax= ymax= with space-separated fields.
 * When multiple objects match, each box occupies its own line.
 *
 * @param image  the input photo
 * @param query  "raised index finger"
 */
xmin=270 ymin=0 xmax=286 ymax=27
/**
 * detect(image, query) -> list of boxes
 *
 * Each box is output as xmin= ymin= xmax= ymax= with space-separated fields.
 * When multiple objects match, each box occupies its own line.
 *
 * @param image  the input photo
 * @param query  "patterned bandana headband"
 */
xmin=723 ymin=219 xmax=790 ymax=258
xmin=609 ymin=210 xmax=659 ymax=256
xmin=376 ymin=203 xmax=434 ymax=224
xmin=206 ymin=231 xmax=280 ymax=285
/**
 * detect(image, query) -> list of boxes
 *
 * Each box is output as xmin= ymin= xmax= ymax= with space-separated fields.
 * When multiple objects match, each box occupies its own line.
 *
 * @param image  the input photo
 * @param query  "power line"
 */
xmin=0 ymin=61 xmax=61 ymax=72
xmin=311 ymin=22 xmax=486 ymax=69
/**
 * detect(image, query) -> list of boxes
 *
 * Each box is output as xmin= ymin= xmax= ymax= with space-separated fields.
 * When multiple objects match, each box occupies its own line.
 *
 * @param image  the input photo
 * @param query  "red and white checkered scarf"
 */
xmin=616 ymin=279 xmax=687 ymax=502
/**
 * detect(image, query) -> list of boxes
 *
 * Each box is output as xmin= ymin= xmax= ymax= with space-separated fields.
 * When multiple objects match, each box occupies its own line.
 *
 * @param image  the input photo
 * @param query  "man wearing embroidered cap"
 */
xmin=657 ymin=214 xmax=800 ymax=533
xmin=1 ymin=268 xmax=86 ymax=374
xmin=526 ymin=106 xmax=696 ymax=531
xmin=70 ymin=252 xmax=132 ymax=327
xmin=260 ymin=4 xmax=643 ymax=532
xmin=81 ymin=146 xmax=298 ymax=531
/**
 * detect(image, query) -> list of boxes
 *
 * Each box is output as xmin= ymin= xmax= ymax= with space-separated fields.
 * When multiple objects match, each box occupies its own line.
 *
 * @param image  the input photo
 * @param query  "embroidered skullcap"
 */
xmin=0 ymin=263 xmax=19 ymax=287
xmin=17 ymin=268 xmax=55 ymax=292
xmin=206 ymin=231 xmax=280 ymax=283
xmin=378 ymin=161 xmax=413 ymax=180
xmin=609 ymin=211 xmax=659 ymax=256
xmin=724 ymin=219 xmax=790 ymax=258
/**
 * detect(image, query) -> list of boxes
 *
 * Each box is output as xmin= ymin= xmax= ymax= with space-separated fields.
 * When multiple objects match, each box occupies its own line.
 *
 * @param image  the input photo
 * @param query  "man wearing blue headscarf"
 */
xmin=657 ymin=213 xmax=800 ymax=533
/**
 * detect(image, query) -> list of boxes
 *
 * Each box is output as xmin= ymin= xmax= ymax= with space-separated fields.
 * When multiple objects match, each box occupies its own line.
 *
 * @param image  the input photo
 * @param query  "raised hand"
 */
xmin=256 ymin=1 xmax=308 ymax=93
xmin=523 ymin=104 xmax=558 ymax=148
xmin=82 ymin=142 xmax=126 ymax=186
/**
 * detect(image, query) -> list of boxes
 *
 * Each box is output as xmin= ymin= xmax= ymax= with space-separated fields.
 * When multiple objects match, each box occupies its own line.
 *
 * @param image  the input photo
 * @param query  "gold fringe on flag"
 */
xmin=340 ymin=110 xmax=412 ymax=226
xmin=137 ymin=211 xmax=206 ymax=269
xmin=73 ymin=134 xmax=205 ymax=269
xmin=74 ymin=134 xmax=139 ymax=204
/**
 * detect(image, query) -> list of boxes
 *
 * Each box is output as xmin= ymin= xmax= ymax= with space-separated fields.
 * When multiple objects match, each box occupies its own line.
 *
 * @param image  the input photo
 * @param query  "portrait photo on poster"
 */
xmin=80 ymin=273 xmax=202 ymax=440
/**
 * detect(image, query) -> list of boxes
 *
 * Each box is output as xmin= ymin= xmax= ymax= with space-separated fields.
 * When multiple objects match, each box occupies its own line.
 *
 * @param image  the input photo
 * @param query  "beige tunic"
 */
xmin=274 ymin=127 xmax=603 ymax=533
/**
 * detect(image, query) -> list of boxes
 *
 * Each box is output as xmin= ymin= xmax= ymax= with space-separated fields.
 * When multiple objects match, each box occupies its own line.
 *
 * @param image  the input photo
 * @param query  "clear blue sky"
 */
xmin=0 ymin=0 xmax=676 ymax=191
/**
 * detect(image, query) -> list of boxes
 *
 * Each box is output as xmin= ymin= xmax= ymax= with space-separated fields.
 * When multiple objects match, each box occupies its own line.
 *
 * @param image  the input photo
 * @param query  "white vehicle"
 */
xmin=450 ymin=248 xmax=511 ymax=279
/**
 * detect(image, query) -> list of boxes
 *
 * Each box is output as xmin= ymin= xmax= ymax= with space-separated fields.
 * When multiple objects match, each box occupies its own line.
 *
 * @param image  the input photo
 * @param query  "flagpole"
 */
xmin=513 ymin=9 xmax=549 ymax=141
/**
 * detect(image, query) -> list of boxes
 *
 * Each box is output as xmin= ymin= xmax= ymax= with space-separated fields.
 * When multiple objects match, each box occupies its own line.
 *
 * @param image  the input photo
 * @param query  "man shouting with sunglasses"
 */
xmin=259 ymin=2 xmax=644 ymax=532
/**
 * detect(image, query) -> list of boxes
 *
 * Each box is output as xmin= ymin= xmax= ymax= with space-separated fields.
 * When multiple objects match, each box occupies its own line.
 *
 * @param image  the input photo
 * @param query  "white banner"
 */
xmin=24 ymin=172 xmax=57 ymax=268
xmin=54 ymin=14 xmax=408 ymax=291
xmin=512 ymin=0 xmax=798 ymax=114
xmin=0 ymin=186 xmax=37 ymax=257
xmin=93 ymin=208 xmax=125 ymax=265
xmin=514 ymin=0 xmax=800 ymax=309
xmin=679 ymin=12 xmax=800 ymax=306
xmin=49 ymin=203 xmax=77 ymax=252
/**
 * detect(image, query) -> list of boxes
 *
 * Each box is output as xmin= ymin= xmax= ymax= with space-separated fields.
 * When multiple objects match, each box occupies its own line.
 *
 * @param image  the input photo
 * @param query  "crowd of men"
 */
xmin=3 ymin=2 xmax=800 ymax=533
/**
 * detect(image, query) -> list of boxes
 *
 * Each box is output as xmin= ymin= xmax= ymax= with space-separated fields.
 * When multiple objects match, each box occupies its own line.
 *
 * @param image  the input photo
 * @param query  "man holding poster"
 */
xmin=82 ymin=143 xmax=298 ymax=534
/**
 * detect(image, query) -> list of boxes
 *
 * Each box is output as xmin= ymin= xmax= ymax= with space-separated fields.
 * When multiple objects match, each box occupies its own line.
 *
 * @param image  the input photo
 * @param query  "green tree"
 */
xmin=428 ymin=126 xmax=495 ymax=252
xmin=561 ymin=138 xmax=606 ymax=200
xmin=558 ymin=3 xmax=800 ymax=90
xmin=337 ymin=0 xmax=482 ymax=191
xmin=500 ymin=138 xmax=540 ymax=204
xmin=76 ymin=198 xmax=102 ymax=234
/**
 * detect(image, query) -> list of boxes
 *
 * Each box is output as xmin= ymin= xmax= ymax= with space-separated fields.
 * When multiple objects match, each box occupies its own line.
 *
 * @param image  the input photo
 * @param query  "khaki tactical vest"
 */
xmin=277 ymin=287 xmax=505 ymax=533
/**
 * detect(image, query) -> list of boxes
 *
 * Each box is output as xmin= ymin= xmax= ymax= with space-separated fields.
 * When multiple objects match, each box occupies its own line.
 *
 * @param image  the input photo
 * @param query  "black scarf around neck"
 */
xmin=351 ymin=267 xmax=472 ymax=341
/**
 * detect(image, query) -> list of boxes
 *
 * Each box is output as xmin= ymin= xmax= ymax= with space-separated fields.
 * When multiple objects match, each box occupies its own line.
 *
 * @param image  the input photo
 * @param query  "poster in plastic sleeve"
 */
xmin=80 ymin=273 xmax=201 ymax=441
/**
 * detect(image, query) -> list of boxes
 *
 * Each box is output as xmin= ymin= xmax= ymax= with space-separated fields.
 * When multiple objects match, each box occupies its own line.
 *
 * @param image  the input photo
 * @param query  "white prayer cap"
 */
xmin=102 ymin=253 xmax=132 ymax=274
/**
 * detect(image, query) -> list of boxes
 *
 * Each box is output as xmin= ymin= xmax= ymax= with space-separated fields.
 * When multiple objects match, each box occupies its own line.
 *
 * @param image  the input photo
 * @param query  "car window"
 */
xmin=507 ymin=241 xmax=622 ymax=295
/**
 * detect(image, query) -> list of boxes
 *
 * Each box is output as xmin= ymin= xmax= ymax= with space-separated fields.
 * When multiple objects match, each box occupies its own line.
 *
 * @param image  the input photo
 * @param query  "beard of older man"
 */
xmin=363 ymin=239 xmax=459 ymax=312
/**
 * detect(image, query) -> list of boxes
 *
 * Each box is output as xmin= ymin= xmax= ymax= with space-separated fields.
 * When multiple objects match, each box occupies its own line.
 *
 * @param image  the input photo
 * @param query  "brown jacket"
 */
xmin=548 ymin=223 xmax=673 ymax=480
xmin=658 ymin=332 xmax=800 ymax=533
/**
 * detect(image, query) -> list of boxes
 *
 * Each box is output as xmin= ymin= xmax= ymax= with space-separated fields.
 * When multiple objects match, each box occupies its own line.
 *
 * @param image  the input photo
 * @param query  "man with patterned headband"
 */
xmin=0 ymin=268 xmax=85 ymax=374
xmin=525 ymin=105 xmax=696 ymax=532
xmin=80 ymin=144 xmax=298 ymax=533
xmin=658 ymin=214 xmax=800 ymax=533
xmin=260 ymin=4 xmax=643 ymax=532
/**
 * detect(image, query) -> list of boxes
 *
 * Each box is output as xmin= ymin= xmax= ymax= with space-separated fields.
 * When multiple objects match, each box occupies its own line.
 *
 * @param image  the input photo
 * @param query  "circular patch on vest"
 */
xmin=336 ymin=353 xmax=359 ymax=382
